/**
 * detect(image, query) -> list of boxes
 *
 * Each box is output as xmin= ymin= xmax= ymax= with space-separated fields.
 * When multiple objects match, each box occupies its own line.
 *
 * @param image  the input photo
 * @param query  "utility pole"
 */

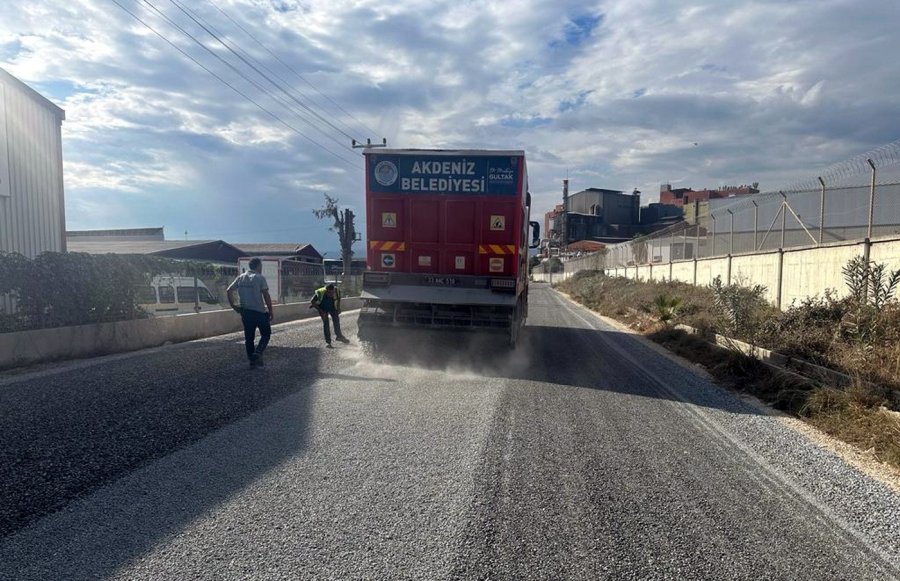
xmin=562 ymin=179 xmax=569 ymax=255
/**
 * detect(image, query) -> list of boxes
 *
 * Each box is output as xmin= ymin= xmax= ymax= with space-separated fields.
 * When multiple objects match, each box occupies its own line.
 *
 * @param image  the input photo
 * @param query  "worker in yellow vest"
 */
xmin=310 ymin=283 xmax=349 ymax=348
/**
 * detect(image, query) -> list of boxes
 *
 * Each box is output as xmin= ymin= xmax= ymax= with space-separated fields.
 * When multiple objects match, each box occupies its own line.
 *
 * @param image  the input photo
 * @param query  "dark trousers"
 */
xmin=320 ymin=309 xmax=342 ymax=343
xmin=241 ymin=309 xmax=271 ymax=360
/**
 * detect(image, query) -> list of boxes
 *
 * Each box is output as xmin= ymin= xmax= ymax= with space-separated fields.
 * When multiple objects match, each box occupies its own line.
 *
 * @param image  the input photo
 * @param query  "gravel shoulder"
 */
xmin=559 ymin=288 xmax=900 ymax=496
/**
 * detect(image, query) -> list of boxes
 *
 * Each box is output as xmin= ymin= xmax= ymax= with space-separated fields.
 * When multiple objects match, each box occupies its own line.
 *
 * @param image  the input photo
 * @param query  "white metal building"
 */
xmin=0 ymin=67 xmax=66 ymax=258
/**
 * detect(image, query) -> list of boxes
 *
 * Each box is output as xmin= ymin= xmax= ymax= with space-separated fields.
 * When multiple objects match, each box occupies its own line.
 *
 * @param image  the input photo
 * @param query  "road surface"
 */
xmin=1 ymin=284 xmax=898 ymax=580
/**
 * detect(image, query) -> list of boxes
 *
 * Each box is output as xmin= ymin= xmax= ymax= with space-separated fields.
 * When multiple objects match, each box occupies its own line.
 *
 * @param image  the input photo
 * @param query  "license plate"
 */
xmin=424 ymin=276 xmax=459 ymax=286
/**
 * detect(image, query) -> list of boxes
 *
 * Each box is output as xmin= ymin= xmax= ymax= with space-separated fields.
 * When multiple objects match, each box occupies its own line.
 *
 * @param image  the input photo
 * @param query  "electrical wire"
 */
xmin=109 ymin=0 xmax=362 ymax=169
xmin=168 ymin=0 xmax=363 ymax=147
xmin=139 ymin=0 xmax=358 ymax=158
xmin=203 ymin=0 xmax=382 ymax=142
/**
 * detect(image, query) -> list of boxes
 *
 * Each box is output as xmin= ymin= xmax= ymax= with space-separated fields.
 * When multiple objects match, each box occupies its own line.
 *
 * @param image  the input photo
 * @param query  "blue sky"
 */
xmin=2 ymin=0 xmax=900 ymax=254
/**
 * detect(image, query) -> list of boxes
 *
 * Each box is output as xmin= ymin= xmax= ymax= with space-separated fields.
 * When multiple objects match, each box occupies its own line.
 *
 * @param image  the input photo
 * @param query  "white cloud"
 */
xmin=1 ymin=0 xmax=899 ymax=245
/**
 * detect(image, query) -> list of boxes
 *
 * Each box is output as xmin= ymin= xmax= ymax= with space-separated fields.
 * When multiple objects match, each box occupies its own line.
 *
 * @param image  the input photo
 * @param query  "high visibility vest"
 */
xmin=312 ymin=287 xmax=341 ymax=311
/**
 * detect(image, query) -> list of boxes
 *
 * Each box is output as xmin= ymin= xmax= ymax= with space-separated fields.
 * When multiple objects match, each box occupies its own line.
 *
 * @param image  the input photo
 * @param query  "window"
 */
xmin=158 ymin=285 xmax=175 ymax=304
xmin=199 ymin=287 xmax=217 ymax=304
xmin=177 ymin=286 xmax=199 ymax=304
xmin=135 ymin=285 xmax=157 ymax=303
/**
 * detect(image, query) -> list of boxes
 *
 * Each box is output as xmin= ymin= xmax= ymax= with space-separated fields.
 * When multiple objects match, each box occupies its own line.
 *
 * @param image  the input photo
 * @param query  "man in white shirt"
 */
xmin=227 ymin=257 xmax=274 ymax=367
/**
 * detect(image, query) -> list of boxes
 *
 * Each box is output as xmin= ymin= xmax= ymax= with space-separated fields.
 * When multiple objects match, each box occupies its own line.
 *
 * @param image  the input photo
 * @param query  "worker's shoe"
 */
xmin=325 ymin=342 xmax=334 ymax=349
xmin=336 ymin=336 xmax=350 ymax=344
xmin=253 ymin=352 xmax=265 ymax=366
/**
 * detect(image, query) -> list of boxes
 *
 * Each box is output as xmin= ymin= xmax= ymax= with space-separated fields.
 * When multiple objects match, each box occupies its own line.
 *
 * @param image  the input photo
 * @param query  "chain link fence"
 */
xmin=557 ymin=139 xmax=900 ymax=272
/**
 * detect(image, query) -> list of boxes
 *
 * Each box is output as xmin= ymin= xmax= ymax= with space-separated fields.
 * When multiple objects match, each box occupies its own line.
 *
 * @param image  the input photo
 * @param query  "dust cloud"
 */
xmin=337 ymin=327 xmax=534 ymax=384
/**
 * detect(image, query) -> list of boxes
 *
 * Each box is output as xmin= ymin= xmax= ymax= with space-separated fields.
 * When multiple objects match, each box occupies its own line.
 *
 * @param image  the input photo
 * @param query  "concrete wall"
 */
xmin=0 ymin=298 xmax=361 ymax=370
xmin=731 ymin=252 xmax=780 ymax=304
xmin=781 ymin=243 xmax=861 ymax=306
xmin=671 ymin=261 xmax=694 ymax=284
xmin=540 ymin=235 xmax=900 ymax=309
xmin=868 ymin=238 xmax=900 ymax=272
xmin=599 ymin=235 xmax=900 ymax=309
xmin=695 ymin=257 xmax=728 ymax=288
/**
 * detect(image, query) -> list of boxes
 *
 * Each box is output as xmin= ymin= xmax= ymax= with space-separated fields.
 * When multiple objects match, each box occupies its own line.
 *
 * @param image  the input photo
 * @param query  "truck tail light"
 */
xmin=364 ymin=272 xmax=391 ymax=286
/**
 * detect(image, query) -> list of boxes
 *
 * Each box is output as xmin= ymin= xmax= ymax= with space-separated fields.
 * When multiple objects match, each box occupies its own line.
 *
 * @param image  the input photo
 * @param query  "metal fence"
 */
xmin=589 ymin=140 xmax=900 ymax=270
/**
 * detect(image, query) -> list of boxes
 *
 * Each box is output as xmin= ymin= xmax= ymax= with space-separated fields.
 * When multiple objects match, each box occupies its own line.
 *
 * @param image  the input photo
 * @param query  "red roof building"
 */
xmin=659 ymin=183 xmax=759 ymax=207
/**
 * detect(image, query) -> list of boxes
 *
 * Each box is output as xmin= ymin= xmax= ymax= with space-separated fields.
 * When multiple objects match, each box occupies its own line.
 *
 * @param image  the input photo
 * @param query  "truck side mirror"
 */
xmin=529 ymin=221 xmax=540 ymax=248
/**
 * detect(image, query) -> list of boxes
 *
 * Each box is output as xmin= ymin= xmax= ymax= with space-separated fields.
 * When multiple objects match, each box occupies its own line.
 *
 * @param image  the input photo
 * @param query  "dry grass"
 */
xmin=558 ymin=270 xmax=900 ymax=471
xmin=803 ymin=387 xmax=900 ymax=468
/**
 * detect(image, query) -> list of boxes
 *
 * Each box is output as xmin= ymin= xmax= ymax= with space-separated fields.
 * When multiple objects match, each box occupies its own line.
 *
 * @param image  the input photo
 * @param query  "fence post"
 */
xmin=693 ymin=256 xmax=698 ymax=286
xmin=780 ymin=192 xmax=787 ymax=249
xmin=728 ymin=209 xmax=734 ymax=255
xmin=753 ymin=200 xmax=759 ymax=250
xmin=695 ymin=222 xmax=701 ymax=259
xmin=727 ymin=254 xmax=732 ymax=286
xmin=711 ymin=215 xmax=717 ymax=256
xmin=776 ymin=248 xmax=784 ymax=310
xmin=818 ymin=176 xmax=826 ymax=245
xmin=867 ymin=158 xmax=876 ymax=239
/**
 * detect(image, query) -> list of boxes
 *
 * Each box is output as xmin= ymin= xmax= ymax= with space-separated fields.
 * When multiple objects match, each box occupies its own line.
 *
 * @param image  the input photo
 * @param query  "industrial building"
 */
xmin=550 ymin=187 xmax=642 ymax=244
xmin=0 ymin=68 xmax=66 ymax=258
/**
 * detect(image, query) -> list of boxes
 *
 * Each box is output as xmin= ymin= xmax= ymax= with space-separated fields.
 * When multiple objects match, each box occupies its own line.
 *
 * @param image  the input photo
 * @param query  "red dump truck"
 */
xmin=357 ymin=148 xmax=540 ymax=346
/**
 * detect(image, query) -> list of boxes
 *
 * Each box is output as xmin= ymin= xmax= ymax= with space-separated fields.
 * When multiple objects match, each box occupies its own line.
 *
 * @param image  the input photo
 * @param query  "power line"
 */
xmin=138 ymin=0 xmax=359 ymax=159
xmin=168 ymin=0 xmax=363 ymax=147
xmin=202 ymin=0 xmax=382 ymax=141
xmin=110 ymin=0 xmax=361 ymax=169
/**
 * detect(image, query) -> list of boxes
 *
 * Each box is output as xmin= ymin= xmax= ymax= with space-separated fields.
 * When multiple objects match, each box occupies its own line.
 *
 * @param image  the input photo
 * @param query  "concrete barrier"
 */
xmin=0 ymin=298 xmax=362 ymax=370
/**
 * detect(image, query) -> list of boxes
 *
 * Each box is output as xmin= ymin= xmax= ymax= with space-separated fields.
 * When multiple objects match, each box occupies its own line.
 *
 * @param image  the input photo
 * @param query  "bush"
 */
xmin=0 ymin=252 xmax=222 ymax=332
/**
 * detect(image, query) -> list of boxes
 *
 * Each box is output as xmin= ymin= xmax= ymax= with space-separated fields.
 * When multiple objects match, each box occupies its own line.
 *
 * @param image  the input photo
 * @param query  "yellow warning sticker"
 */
xmin=490 ymin=215 xmax=506 ymax=231
xmin=382 ymin=212 xmax=397 ymax=228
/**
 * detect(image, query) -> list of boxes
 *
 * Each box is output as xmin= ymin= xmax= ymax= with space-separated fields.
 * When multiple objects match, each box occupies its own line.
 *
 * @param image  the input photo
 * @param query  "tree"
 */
xmin=313 ymin=194 xmax=358 ymax=281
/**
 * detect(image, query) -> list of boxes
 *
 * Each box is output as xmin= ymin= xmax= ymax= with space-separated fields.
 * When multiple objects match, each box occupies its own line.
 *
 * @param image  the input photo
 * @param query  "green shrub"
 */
xmin=0 ymin=252 xmax=222 ymax=332
xmin=642 ymin=294 xmax=683 ymax=325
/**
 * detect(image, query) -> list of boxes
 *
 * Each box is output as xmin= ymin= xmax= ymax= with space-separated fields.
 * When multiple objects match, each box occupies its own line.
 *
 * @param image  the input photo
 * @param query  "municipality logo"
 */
xmin=374 ymin=160 xmax=399 ymax=186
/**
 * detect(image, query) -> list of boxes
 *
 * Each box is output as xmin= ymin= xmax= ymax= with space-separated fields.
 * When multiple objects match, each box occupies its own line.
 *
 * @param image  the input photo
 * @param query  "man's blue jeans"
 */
xmin=241 ymin=309 xmax=271 ymax=359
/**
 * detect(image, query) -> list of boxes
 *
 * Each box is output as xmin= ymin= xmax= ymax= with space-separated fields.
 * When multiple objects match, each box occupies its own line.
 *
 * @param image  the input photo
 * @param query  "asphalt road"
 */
xmin=0 ymin=283 xmax=898 ymax=580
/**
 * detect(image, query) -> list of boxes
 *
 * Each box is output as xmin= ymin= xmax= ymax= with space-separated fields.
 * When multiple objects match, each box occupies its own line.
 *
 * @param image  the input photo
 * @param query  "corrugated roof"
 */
xmin=67 ymin=240 xmax=220 ymax=254
xmin=236 ymin=243 xmax=306 ymax=254
xmin=67 ymin=227 xmax=165 ymax=238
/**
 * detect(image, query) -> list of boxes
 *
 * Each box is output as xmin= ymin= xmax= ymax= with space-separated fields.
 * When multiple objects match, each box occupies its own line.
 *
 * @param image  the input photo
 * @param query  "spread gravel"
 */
xmin=0 ymin=285 xmax=898 ymax=580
